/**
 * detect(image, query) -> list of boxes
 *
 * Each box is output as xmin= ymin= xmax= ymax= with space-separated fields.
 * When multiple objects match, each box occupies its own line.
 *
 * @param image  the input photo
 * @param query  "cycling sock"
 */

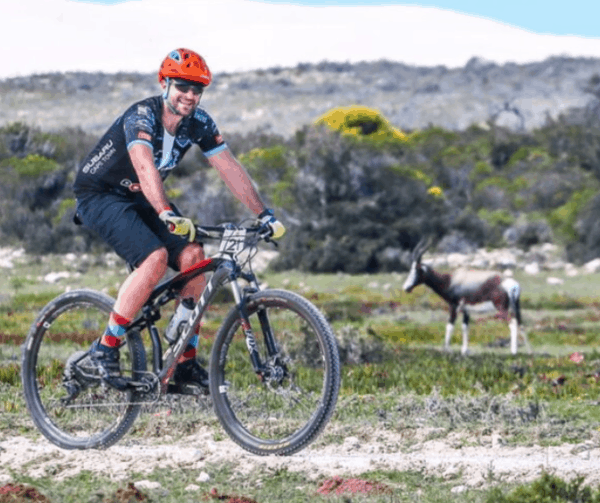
xmin=100 ymin=312 xmax=131 ymax=347
xmin=178 ymin=334 xmax=199 ymax=363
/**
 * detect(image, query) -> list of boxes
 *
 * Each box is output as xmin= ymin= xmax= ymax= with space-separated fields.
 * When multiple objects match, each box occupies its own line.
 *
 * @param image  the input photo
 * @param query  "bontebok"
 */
xmin=403 ymin=239 xmax=528 ymax=355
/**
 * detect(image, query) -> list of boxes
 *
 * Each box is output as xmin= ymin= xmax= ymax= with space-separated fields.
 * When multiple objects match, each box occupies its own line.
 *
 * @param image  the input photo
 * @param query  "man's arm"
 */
xmin=207 ymin=147 xmax=265 ymax=215
xmin=128 ymin=143 xmax=171 ymax=213
xmin=129 ymin=143 xmax=196 ymax=240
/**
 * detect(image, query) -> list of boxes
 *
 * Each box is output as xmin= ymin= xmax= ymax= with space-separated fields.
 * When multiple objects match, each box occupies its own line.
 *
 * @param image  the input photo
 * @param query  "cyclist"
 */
xmin=73 ymin=48 xmax=285 ymax=392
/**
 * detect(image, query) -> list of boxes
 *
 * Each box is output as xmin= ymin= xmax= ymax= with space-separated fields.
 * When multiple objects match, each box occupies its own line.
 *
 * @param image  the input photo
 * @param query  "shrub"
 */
xmin=486 ymin=472 xmax=600 ymax=503
xmin=478 ymin=208 xmax=515 ymax=227
xmin=4 ymin=107 xmax=600 ymax=268
xmin=0 ymin=154 xmax=59 ymax=177
xmin=548 ymin=188 xmax=597 ymax=242
xmin=239 ymin=146 xmax=296 ymax=209
xmin=315 ymin=105 xmax=407 ymax=145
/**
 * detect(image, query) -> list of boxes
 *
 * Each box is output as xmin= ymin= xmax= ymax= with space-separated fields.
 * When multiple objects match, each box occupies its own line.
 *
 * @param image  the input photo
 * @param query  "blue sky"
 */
xmin=73 ymin=0 xmax=600 ymax=38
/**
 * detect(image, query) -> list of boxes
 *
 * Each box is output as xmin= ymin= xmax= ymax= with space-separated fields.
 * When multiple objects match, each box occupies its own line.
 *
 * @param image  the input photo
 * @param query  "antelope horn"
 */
xmin=412 ymin=236 xmax=432 ymax=263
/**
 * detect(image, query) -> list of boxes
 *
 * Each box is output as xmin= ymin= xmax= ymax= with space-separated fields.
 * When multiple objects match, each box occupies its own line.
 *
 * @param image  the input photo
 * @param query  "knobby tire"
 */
xmin=21 ymin=289 xmax=146 ymax=449
xmin=209 ymin=289 xmax=340 ymax=456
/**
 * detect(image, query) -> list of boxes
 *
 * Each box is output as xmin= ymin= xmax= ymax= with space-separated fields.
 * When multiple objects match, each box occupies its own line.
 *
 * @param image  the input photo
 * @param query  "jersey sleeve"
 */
xmin=123 ymin=103 xmax=157 ymax=151
xmin=192 ymin=108 xmax=228 ymax=158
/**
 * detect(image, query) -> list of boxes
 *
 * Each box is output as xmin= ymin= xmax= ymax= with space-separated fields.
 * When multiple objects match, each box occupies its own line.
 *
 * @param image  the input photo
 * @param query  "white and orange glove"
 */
xmin=258 ymin=208 xmax=285 ymax=239
xmin=159 ymin=209 xmax=196 ymax=242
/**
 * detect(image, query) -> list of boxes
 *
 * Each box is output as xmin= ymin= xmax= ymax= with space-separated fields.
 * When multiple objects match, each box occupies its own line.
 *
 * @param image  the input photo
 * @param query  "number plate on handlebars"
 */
xmin=218 ymin=229 xmax=247 ymax=255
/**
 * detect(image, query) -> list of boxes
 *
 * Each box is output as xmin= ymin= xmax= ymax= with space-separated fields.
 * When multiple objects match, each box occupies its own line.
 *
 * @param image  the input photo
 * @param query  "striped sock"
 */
xmin=100 ymin=312 xmax=131 ymax=348
xmin=178 ymin=328 xmax=200 ymax=363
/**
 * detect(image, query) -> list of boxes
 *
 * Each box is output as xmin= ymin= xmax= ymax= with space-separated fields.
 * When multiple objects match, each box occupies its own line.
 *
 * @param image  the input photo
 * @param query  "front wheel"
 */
xmin=21 ymin=289 xmax=146 ymax=449
xmin=209 ymin=289 xmax=340 ymax=455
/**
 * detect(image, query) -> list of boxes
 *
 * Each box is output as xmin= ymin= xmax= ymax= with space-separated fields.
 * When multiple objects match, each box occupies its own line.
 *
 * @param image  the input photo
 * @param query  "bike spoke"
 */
xmin=211 ymin=290 xmax=340 ymax=454
xmin=22 ymin=290 xmax=146 ymax=449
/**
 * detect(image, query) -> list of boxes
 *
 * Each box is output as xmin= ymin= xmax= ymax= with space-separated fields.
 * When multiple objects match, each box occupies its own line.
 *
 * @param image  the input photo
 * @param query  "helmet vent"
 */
xmin=159 ymin=48 xmax=212 ymax=86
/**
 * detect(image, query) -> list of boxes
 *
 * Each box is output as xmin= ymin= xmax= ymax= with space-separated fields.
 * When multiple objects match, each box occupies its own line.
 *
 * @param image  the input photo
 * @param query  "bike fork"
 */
xmin=230 ymin=281 xmax=280 ymax=380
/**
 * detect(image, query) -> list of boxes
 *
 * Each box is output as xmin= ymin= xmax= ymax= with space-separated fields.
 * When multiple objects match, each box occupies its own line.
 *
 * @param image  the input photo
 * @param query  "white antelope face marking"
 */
xmin=403 ymin=262 xmax=420 ymax=292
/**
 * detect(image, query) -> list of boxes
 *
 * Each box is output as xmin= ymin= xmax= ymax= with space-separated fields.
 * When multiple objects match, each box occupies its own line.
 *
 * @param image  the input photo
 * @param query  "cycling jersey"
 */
xmin=73 ymin=95 xmax=227 ymax=196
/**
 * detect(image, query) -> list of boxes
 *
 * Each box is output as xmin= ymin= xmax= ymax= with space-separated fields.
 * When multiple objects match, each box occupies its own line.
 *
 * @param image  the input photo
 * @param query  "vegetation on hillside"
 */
xmin=2 ymin=98 xmax=600 ymax=271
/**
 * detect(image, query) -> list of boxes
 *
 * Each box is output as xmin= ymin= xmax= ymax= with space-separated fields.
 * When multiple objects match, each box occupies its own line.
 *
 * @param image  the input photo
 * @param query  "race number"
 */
xmin=218 ymin=229 xmax=247 ymax=255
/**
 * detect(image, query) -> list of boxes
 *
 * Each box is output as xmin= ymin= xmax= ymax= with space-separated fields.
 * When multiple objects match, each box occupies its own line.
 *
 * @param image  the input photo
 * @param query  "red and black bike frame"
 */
xmin=126 ymin=253 xmax=267 ymax=392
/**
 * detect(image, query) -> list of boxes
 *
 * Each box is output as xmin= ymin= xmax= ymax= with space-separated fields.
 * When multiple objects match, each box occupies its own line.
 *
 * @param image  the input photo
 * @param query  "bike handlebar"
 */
xmin=193 ymin=223 xmax=274 ymax=243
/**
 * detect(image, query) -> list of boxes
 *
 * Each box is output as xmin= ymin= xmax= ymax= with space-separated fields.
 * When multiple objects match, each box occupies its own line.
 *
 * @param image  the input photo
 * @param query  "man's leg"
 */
xmin=114 ymin=247 xmax=169 ymax=320
xmin=176 ymin=243 xmax=206 ymax=359
xmin=91 ymin=247 xmax=169 ymax=387
xmin=172 ymin=243 xmax=210 ymax=392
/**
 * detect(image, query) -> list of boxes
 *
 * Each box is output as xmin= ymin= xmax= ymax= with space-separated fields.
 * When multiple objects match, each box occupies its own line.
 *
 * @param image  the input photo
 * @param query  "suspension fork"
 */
xmin=230 ymin=279 xmax=279 ymax=380
xmin=229 ymin=278 xmax=264 ymax=374
xmin=240 ymin=273 xmax=279 ymax=358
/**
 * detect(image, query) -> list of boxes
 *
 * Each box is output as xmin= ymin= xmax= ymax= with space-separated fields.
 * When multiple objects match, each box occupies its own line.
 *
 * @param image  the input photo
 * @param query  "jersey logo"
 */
xmin=168 ymin=50 xmax=181 ymax=62
xmin=120 ymin=179 xmax=142 ymax=192
xmin=137 ymin=105 xmax=151 ymax=117
xmin=175 ymin=137 xmax=192 ymax=148
xmin=82 ymin=140 xmax=115 ymax=175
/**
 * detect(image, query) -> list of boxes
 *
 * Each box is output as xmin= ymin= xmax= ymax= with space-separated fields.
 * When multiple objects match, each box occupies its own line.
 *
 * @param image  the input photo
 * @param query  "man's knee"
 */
xmin=141 ymin=247 xmax=169 ymax=276
xmin=178 ymin=244 xmax=204 ymax=270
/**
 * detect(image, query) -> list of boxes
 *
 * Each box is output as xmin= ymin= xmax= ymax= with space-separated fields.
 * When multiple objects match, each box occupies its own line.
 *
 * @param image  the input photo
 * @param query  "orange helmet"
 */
xmin=158 ymin=48 xmax=212 ymax=87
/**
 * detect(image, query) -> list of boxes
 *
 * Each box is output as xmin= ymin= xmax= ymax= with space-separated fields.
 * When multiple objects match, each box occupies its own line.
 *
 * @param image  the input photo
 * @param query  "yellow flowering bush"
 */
xmin=427 ymin=186 xmax=444 ymax=198
xmin=315 ymin=106 xmax=406 ymax=144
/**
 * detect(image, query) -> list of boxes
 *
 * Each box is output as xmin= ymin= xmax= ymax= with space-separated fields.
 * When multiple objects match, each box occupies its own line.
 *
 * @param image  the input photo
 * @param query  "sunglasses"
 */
xmin=173 ymin=81 xmax=204 ymax=96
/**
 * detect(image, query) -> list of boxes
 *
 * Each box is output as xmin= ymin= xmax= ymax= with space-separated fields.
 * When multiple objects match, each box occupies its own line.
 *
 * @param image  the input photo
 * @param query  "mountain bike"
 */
xmin=21 ymin=222 xmax=341 ymax=455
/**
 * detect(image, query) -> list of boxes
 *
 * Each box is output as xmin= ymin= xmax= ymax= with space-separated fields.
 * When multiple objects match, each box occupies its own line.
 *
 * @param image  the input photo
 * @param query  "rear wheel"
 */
xmin=209 ymin=289 xmax=340 ymax=455
xmin=21 ymin=289 xmax=146 ymax=449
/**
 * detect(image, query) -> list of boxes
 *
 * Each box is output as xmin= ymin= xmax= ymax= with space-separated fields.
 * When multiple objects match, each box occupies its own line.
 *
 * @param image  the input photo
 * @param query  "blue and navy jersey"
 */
xmin=74 ymin=95 xmax=226 ymax=196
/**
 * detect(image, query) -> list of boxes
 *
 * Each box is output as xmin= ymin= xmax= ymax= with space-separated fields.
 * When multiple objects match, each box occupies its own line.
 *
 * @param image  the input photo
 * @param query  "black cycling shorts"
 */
xmin=75 ymin=190 xmax=192 ymax=270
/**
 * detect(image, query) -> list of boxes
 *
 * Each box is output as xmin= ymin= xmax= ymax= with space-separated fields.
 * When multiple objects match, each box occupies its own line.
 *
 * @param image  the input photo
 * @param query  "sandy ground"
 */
xmin=2 ymin=425 xmax=600 ymax=491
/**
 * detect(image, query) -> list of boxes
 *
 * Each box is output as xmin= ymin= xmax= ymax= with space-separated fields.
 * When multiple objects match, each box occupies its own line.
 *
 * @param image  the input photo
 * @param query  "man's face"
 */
xmin=163 ymin=79 xmax=204 ymax=116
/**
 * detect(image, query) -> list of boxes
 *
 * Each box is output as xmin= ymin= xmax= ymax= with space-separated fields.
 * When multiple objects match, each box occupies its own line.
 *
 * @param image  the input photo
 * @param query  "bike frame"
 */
xmin=125 ymin=227 xmax=269 ymax=394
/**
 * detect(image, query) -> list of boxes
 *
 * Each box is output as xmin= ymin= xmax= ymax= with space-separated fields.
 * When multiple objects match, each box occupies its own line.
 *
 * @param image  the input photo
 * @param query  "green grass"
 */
xmin=9 ymin=466 xmax=600 ymax=503
xmin=4 ymin=252 xmax=600 ymax=501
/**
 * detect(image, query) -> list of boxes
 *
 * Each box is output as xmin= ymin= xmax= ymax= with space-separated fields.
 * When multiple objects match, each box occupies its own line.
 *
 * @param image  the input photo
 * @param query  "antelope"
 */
xmin=402 ymin=239 xmax=528 ymax=355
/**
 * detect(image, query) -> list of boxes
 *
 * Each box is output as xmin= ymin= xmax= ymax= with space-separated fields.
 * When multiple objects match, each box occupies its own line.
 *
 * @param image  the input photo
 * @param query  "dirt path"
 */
xmin=2 ymin=427 xmax=600 ymax=490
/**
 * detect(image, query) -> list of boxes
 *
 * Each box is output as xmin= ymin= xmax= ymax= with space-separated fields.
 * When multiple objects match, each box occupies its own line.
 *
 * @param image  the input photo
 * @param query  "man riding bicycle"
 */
xmin=73 ymin=48 xmax=285 ymax=392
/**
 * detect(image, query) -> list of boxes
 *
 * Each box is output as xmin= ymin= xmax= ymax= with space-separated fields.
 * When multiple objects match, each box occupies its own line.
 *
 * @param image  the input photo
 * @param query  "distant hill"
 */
xmin=1 ymin=56 xmax=600 ymax=139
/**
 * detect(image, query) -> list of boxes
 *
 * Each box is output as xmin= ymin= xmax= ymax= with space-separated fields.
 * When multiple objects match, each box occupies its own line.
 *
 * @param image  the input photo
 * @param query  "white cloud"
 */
xmin=5 ymin=0 xmax=600 ymax=78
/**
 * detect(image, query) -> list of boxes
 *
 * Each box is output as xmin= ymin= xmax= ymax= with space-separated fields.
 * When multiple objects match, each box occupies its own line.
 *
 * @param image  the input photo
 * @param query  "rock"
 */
xmin=63 ymin=253 xmax=77 ymax=264
xmin=547 ymin=277 xmax=564 ymax=285
xmin=584 ymin=258 xmax=600 ymax=273
xmin=134 ymin=480 xmax=162 ymax=490
xmin=43 ymin=271 xmax=71 ymax=283
xmin=447 ymin=253 xmax=469 ymax=268
xmin=565 ymin=263 xmax=578 ymax=276
xmin=0 ymin=247 xmax=25 ymax=269
xmin=524 ymin=262 xmax=540 ymax=275
xmin=190 ymin=449 xmax=204 ymax=462
xmin=486 ymin=249 xmax=518 ymax=270
xmin=197 ymin=471 xmax=211 ymax=483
